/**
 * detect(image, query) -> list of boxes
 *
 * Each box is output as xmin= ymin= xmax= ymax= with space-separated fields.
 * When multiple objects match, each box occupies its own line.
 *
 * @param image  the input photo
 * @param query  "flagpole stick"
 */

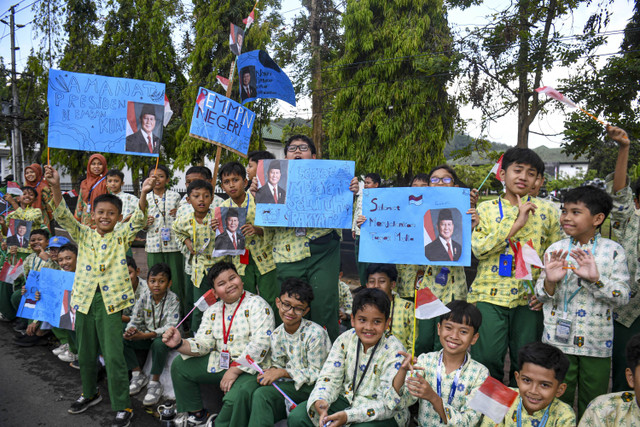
xmin=578 ymin=107 xmax=606 ymax=126
xmin=213 ymin=59 xmax=238 ymax=185
xmin=47 ymin=147 xmax=50 ymax=167
xmin=176 ymin=305 xmax=197 ymax=329
xmin=154 ymin=155 xmax=160 ymax=175
xmin=477 ymin=169 xmax=493 ymax=192
xmin=412 ymin=287 xmax=418 ymax=360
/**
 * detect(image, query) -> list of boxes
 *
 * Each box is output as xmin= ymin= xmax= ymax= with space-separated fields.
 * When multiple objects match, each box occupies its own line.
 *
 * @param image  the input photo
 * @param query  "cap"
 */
xmin=48 ymin=236 xmax=71 ymax=248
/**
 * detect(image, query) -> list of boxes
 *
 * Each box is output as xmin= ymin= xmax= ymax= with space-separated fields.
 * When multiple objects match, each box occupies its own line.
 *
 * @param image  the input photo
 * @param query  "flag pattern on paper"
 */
xmin=164 ymin=95 xmax=173 ymax=127
xmin=7 ymin=182 xmax=22 ymax=196
xmin=0 ymin=259 xmax=24 ymax=284
xmin=126 ymin=102 xmax=137 ymax=136
xmin=490 ymin=154 xmax=504 ymax=182
xmin=409 ymin=195 xmax=423 ymax=206
xmin=423 ymin=210 xmax=436 ymax=247
xmin=196 ymin=87 xmax=207 ymax=112
xmin=415 ymin=287 xmax=450 ymax=319
xmin=194 ymin=289 xmax=217 ymax=312
xmin=514 ymin=239 xmax=543 ymax=280
xmin=535 ymin=86 xmax=578 ymax=109
xmin=216 ymin=75 xmax=229 ymax=92
xmin=63 ymin=189 xmax=78 ymax=198
xmin=468 ymin=376 xmax=519 ymax=424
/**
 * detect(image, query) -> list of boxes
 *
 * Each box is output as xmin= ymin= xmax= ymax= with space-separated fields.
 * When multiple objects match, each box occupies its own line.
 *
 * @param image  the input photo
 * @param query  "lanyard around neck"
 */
xmin=352 ymin=339 xmax=380 ymax=395
xmin=222 ymin=292 xmax=246 ymax=350
xmin=563 ymin=236 xmax=598 ymax=313
xmin=151 ymin=295 xmax=167 ymax=329
xmin=436 ymin=351 xmax=467 ymax=405
xmin=517 ymin=398 xmax=550 ymax=427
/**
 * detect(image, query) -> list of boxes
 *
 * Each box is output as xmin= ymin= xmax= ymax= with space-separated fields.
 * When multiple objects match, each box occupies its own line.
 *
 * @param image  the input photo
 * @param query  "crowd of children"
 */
xmin=0 ymin=128 xmax=640 ymax=427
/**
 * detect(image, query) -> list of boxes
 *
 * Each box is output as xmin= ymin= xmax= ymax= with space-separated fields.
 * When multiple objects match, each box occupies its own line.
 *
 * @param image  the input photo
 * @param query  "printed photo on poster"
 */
xmin=255 ymin=159 xmax=287 ymax=205
xmin=239 ymin=66 xmax=257 ymax=101
xmin=213 ymin=206 xmax=248 ymax=257
xmin=230 ymin=23 xmax=245 ymax=56
xmin=424 ymin=208 xmax=463 ymax=262
xmin=59 ymin=289 xmax=76 ymax=331
xmin=6 ymin=219 xmax=32 ymax=249
xmin=125 ymin=102 xmax=163 ymax=154
xmin=17 ymin=269 xmax=75 ymax=328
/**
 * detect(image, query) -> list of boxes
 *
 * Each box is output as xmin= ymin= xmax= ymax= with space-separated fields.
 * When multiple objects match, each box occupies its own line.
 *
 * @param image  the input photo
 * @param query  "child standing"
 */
xmin=3 ymin=186 xmax=47 ymax=254
xmin=23 ymin=163 xmax=54 ymax=232
xmin=54 ymin=243 xmax=80 ymax=365
xmin=106 ymin=169 xmax=139 ymax=224
xmin=121 ymin=256 xmax=148 ymax=326
xmin=535 ymin=185 xmax=630 ymax=418
xmin=75 ymin=154 xmax=108 ymax=227
xmin=352 ymin=172 xmax=381 ymax=285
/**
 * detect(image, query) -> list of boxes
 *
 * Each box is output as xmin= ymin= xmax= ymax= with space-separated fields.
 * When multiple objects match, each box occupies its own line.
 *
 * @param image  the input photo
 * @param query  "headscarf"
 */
xmin=79 ymin=154 xmax=108 ymax=208
xmin=23 ymin=163 xmax=47 ymax=209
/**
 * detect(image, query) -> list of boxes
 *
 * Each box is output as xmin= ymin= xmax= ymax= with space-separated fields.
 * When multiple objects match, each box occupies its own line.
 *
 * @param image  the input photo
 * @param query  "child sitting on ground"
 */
xmin=54 ymin=243 xmax=80 ymax=365
xmin=338 ymin=264 xmax=353 ymax=333
xmin=121 ymin=256 xmax=147 ymax=326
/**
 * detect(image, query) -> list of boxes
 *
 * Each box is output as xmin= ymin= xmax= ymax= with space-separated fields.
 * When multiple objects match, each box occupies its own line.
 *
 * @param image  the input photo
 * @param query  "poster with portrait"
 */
xmin=213 ymin=206 xmax=249 ymax=257
xmin=358 ymin=187 xmax=471 ymax=266
xmin=16 ymin=268 xmax=75 ymax=329
xmin=229 ymin=23 xmax=245 ymax=56
xmin=6 ymin=219 xmax=32 ymax=249
xmin=125 ymin=102 xmax=164 ymax=154
xmin=255 ymin=159 xmax=288 ymax=205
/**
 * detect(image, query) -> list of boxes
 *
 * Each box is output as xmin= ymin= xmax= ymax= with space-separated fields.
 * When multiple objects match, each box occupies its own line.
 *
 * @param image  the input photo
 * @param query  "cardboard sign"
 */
xmin=213 ymin=206 xmax=249 ymax=257
xmin=237 ymin=50 xmax=296 ymax=106
xmin=16 ymin=268 xmax=75 ymax=329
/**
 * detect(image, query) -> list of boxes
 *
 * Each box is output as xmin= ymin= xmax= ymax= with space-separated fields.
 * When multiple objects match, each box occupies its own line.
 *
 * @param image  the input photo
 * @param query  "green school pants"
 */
xmin=612 ymin=317 xmax=640 ymax=392
xmin=415 ymin=317 xmax=443 ymax=356
xmin=123 ymin=336 xmax=169 ymax=376
xmin=275 ymin=236 xmax=341 ymax=341
xmin=287 ymin=395 xmax=399 ymax=427
xmin=182 ymin=271 xmax=194 ymax=321
xmin=191 ymin=275 xmax=213 ymax=332
xmin=470 ymin=302 xmax=543 ymax=384
xmin=354 ymin=236 xmax=369 ymax=287
xmin=170 ymin=354 xmax=259 ymax=426
xmin=147 ymin=251 xmax=185 ymax=314
xmin=0 ymin=281 xmax=17 ymax=320
xmin=560 ymin=354 xmax=610 ymax=420
xmin=248 ymin=382 xmax=314 ymax=427
xmin=76 ymin=292 xmax=130 ymax=411
xmin=241 ymin=256 xmax=280 ymax=324
xmin=10 ymin=288 xmax=22 ymax=316
xmin=52 ymin=327 xmax=77 ymax=353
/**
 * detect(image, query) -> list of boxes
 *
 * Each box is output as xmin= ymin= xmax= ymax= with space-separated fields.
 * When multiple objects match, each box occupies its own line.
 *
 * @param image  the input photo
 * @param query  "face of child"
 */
xmin=188 ymin=188 xmax=213 ymax=215
xmin=127 ymin=265 xmax=139 ymax=286
xmin=185 ymin=173 xmax=208 ymax=188
xmin=438 ymin=219 xmax=454 ymax=240
xmin=499 ymin=162 xmax=538 ymax=197
xmin=151 ymin=169 xmax=168 ymax=190
xmin=226 ymin=216 xmax=239 ymax=233
xmin=21 ymin=190 xmax=34 ymax=206
xmin=437 ymin=318 xmax=478 ymax=358
xmin=58 ymin=250 xmax=77 ymax=272
xmin=366 ymin=272 xmax=395 ymax=299
xmin=221 ymin=173 xmax=247 ymax=200
xmin=515 ymin=362 xmax=566 ymax=415
xmin=625 ymin=365 xmax=640 ymax=407
xmin=212 ymin=268 xmax=244 ymax=304
xmin=268 ymin=168 xmax=281 ymax=186
xmin=276 ymin=292 xmax=310 ymax=329
xmin=560 ymin=201 xmax=603 ymax=243
xmin=90 ymin=158 xmax=104 ymax=176
xmin=147 ymin=272 xmax=171 ymax=300
xmin=48 ymin=247 xmax=60 ymax=262
xmin=286 ymin=139 xmax=316 ymax=160
xmin=364 ymin=177 xmax=379 ymax=189
xmin=530 ymin=175 xmax=544 ymax=197
xmin=351 ymin=304 xmax=390 ymax=351
xmin=411 ymin=179 xmax=429 ymax=188
xmin=106 ymin=175 xmax=123 ymax=194
xmin=246 ymin=160 xmax=258 ymax=181
xmin=24 ymin=168 xmax=37 ymax=182
xmin=92 ymin=201 xmax=122 ymax=234
xmin=429 ymin=168 xmax=456 ymax=187
xmin=30 ymin=234 xmax=48 ymax=252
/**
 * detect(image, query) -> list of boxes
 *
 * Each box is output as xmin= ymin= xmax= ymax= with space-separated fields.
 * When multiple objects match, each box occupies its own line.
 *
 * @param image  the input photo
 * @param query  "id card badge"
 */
xmin=295 ymin=227 xmax=307 ymax=237
xmin=220 ymin=350 xmax=230 ymax=370
xmin=86 ymin=204 xmax=91 ymax=213
xmin=160 ymin=227 xmax=171 ymax=242
xmin=555 ymin=317 xmax=572 ymax=344
xmin=498 ymin=254 xmax=513 ymax=277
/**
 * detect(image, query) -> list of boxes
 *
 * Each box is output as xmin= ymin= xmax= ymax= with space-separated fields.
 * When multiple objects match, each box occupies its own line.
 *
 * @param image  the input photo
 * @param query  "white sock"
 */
xmin=149 ymin=380 xmax=159 ymax=385
xmin=132 ymin=371 xmax=141 ymax=377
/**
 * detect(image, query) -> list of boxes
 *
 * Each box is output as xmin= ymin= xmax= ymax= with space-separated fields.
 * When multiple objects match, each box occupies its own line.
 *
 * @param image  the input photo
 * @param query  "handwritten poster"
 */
xmin=237 ymin=50 xmax=296 ymax=106
xmin=254 ymin=159 xmax=355 ymax=228
xmin=47 ymin=69 xmax=165 ymax=157
xmin=359 ymin=187 xmax=471 ymax=266
xmin=17 ymin=268 xmax=75 ymax=328
xmin=189 ymin=87 xmax=255 ymax=157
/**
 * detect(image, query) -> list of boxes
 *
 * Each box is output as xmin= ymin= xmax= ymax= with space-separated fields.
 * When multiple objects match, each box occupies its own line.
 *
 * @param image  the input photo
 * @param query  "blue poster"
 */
xmin=237 ymin=50 xmax=296 ymax=107
xmin=189 ymin=87 xmax=255 ymax=157
xmin=47 ymin=69 xmax=165 ymax=157
xmin=17 ymin=268 xmax=75 ymax=329
xmin=358 ymin=187 xmax=472 ymax=266
xmin=254 ymin=159 xmax=355 ymax=228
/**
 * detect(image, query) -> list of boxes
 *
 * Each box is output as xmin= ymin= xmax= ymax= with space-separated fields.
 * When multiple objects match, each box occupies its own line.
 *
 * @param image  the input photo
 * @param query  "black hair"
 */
xmin=21 ymin=186 xmax=38 ymax=198
xmin=352 ymin=288 xmax=391 ymax=320
xmin=410 ymin=173 xmax=430 ymax=186
xmin=366 ymin=263 xmax=398 ymax=283
xmin=364 ymin=173 xmax=381 ymax=186
xmin=92 ymin=193 xmax=123 ymax=214
xmin=501 ymin=147 xmax=545 ymax=175
xmin=106 ymin=169 xmax=125 ymax=181
xmin=126 ymin=255 xmax=138 ymax=270
xmin=30 ymin=228 xmax=50 ymax=240
xmin=626 ymin=333 xmax=640 ymax=371
xmin=248 ymin=151 xmax=275 ymax=163
xmin=59 ymin=243 xmax=78 ymax=255
xmin=219 ymin=161 xmax=247 ymax=181
xmin=185 ymin=166 xmax=212 ymax=180
xmin=150 ymin=164 xmax=171 ymax=179
xmin=207 ymin=261 xmax=238 ymax=285
xmin=226 ymin=208 xmax=239 ymax=219
xmin=562 ymin=185 xmax=613 ymax=221
xmin=428 ymin=164 xmax=463 ymax=186
xmin=518 ymin=341 xmax=570 ymax=382
xmin=279 ymin=277 xmax=314 ymax=306
xmin=439 ymin=300 xmax=482 ymax=334
xmin=187 ymin=179 xmax=213 ymax=196
xmin=284 ymin=134 xmax=316 ymax=156
xmin=148 ymin=262 xmax=172 ymax=281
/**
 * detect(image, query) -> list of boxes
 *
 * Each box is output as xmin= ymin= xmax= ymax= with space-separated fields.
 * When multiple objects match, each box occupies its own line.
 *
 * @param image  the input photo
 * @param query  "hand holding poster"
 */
xmin=254 ymin=159 xmax=355 ymax=229
xmin=213 ymin=206 xmax=249 ymax=257
xmin=358 ymin=187 xmax=471 ymax=266
xmin=237 ymin=50 xmax=296 ymax=106
xmin=47 ymin=69 xmax=165 ymax=157
xmin=17 ymin=268 xmax=75 ymax=329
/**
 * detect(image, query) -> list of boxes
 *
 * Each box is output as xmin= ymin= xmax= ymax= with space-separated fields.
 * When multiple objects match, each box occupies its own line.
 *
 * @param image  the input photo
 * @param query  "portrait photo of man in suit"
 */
xmin=125 ymin=103 xmax=162 ymax=154
xmin=214 ymin=208 xmax=245 ymax=252
xmin=424 ymin=208 xmax=462 ymax=262
xmin=240 ymin=67 xmax=257 ymax=101
xmin=230 ymin=24 xmax=244 ymax=56
xmin=59 ymin=289 xmax=76 ymax=331
xmin=255 ymin=160 xmax=286 ymax=204
xmin=6 ymin=220 xmax=30 ymax=249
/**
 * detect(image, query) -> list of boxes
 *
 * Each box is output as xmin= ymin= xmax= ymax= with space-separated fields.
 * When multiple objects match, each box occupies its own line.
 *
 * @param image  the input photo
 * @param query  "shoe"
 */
xmin=53 ymin=343 xmax=69 ymax=356
xmin=69 ymin=360 xmax=80 ymax=370
xmin=185 ymin=411 xmax=215 ymax=426
xmin=142 ymin=381 xmax=163 ymax=406
xmin=12 ymin=319 xmax=27 ymax=333
xmin=0 ymin=312 xmax=11 ymax=322
xmin=68 ymin=392 xmax=102 ymax=414
xmin=58 ymin=349 xmax=78 ymax=362
xmin=112 ymin=408 xmax=133 ymax=427
xmin=15 ymin=334 xmax=49 ymax=347
xmin=129 ymin=372 xmax=148 ymax=395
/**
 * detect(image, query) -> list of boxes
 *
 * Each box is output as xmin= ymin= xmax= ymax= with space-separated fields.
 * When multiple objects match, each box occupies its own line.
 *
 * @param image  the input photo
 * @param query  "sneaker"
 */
xmin=129 ymin=372 xmax=148 ymax=395
xmin=142 ymin=381 xmax=163 ymax=406
xmin=112 ymin=408 xmax=133 ymax=427
xmin=185 ymin=411 xmax=215 ymax=426
xmin=69 ymin=360 xmax=80 ymax=370
xmin=68 ymin=392 xmax=103 ymax=414
xmin=52 ymin=343 xmax=69 ymax=356
xmin=58 ymin=349 xmax=78 ymax=362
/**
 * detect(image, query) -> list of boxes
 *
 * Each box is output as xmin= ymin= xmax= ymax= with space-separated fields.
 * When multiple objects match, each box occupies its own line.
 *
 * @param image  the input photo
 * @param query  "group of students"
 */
xmin=0 ymin=127 xmax=639 ymax=427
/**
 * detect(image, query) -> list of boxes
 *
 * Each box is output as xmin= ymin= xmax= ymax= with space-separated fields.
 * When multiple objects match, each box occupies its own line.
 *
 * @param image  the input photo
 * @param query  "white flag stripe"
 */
xmin=415 ymin=300 xmax=450 ymax=320
xmin=468 ymin=391 xmax=512 ymax=424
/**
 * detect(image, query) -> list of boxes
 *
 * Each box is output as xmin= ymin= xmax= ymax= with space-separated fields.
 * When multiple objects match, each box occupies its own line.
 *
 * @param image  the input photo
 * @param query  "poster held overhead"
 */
xmin=237 ymin=50 xmax=296 ymax=107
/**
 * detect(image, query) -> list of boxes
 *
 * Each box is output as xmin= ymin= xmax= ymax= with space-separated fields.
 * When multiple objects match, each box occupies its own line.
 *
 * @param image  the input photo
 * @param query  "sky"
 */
xmin=0 ymin=0 xmax=635 ymax=149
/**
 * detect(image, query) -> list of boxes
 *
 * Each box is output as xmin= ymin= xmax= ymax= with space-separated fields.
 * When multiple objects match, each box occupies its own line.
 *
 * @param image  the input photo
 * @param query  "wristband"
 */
xmin=170 ymin=339 xmax=184 ymax=351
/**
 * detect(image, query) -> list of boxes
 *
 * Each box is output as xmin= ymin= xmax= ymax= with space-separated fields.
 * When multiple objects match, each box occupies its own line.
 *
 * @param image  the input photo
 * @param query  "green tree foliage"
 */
xmin=326 ymin=0 xmax=458 ymax=182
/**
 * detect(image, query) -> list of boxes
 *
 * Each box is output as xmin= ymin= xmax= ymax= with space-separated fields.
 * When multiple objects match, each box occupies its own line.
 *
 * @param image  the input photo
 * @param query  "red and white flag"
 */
xmin=514 ymin=240 xmax=543 ymax=280
xmin=216 ymin=75 xmax=230 ymax=92
xmin=468 ymin=376 xmax=519 ymax=424
xmin=126 ymin=102 xmax=137 ymax=136
xmin=423 ymin=210 xmax=436 ymax=247
xmin=196 ymin=88 xmax=207 ymax=112
xmin=194 ymin=289 xmax=217 ymax=312
xmin=243 ymin=3 xmax=257 ymax=29
xmin=490 ymin=154 xmax=504 ymax=182
xmin=7 ymin=181 xmax=22 ymax=196
xmin=535 ymin=86 xmax=578 ymax=109
xmin=163 ymin=95 xmax=173 ymax=127
xmin=415 ymin=287 xmax=450 ymax=320
xmin=0 ymin=259 xmax=24 ymax=284
xmin=63 ymin=189 xmax=79 ymax=198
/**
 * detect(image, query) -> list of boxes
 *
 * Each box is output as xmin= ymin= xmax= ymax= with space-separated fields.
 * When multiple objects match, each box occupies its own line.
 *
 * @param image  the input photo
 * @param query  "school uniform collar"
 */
xmin=517 ymin=396 xmax=554 ymax=419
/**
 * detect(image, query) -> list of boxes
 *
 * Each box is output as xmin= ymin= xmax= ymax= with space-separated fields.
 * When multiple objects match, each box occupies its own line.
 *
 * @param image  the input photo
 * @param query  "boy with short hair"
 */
xmin=535 ymin=185 xmax=630 ymax=418
xmin=121 ymin=256 xmax=147 ymax=325
xmin=580 ymin=333 xmax=640 ymax=425
xmin=44 ymin=165 xmax=155 ymax=427
xmin=123 ymin=262 xmax=180 ymax=406
xmin=246 ymin=150 xmax=275 ymax=183
xmin=106 ymin=169 xmax=138 ymax=223
xmin=338 ymin=264 xmax=353 ymax=332
xmin=288 ymin=288 xmax=410 ymax=427
xmin=162 ymin=261 xmax=275 ymax=427
xmin=247 ymin=278 xmax=331 ymax=426
xmin=470 ymin=148 xmax=563 ymax=383
xmin=55 ymin=243 xmax=80 ymax=364
xmin=482 ymin=341 xmax=575 ymax=426
xmin=394 ymin=300 xmax=488 ymax=425
xmin=352 ymin=172 xmax=381 ymax=285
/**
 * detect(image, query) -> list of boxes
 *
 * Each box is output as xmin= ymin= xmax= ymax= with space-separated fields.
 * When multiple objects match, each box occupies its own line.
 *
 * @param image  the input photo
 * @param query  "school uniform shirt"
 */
xmin=418 ymin=265 xmax=467 ymax=303
xmin=270 ymin=318 xmax=332 ymax=390
xmin=535 ymin=235 xmax=630 ymax=358
xmin=221 ymin=194 xmax=276 ymax=276
xmin=263 ymin=227 xmax=338 ymax=264
xmin=52 ymin=200 xmax=146 ymax=315
xmin=307 ymin=329 xmax=410 ymax=426
xmin=126 ymin=289 xmax=180 ymax=336
xmin=579 ymin=391 xmax=640 ymax=427
xmin=606 ymin=174 xmax=640 ymax=329
xmin=145 ymin=190 xmax=181 ymax=253
xmin=390 ymin=294 xmax=415 ymax=351
xmin=7 ymin=207 xmax=46 ymax=254
xmin=481 ymin=394 xmax=576 ymax=427
xmin=113 ymin=191 xmax=139 ymax=221
xmin=23 ymin=252 xmax=58 ymax=277
xmin=338 ymin=280 xmax=353 ymax=316
xmin=470 ymin=196 xmax=563 ymax=308
xmin=396 ymin=264 xmax=424 ymax=299
xmin=122 ymin=278 xmax=148 ymax=319
xmin=185 ymin=291 xmax=275 ymax=374
xmin=403 ymin=350 xmax=488 ymax=425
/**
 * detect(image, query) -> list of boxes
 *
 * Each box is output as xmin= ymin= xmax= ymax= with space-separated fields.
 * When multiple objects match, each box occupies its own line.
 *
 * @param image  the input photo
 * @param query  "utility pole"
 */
xmin=309 ymin=0 xmax=323 ymax=158
xmin=7 ymin=6 xmax=24 ymax=184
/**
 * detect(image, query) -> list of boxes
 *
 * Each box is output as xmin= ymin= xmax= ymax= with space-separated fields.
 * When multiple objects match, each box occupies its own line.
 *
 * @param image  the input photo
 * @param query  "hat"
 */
xmin=267 ymin=160 xmax=281 ymax=171
xmin=140 ymin=104 xmax=157 ymax=119
xmin=437 ymin=209 xmax=454 ymax=223
xmin=48 ymin=236 xmax=71 ymax=248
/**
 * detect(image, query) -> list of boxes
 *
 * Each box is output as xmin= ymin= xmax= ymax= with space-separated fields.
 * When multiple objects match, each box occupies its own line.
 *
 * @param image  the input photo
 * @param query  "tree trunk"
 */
xmin=310 ymin=0 xmax=323 ymax=158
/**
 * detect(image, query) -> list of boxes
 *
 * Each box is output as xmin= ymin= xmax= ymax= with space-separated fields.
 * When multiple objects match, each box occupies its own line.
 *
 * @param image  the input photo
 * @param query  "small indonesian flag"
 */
xmin=236 ymin=354 xmax=264 ymax=373
xmin=196 ymin=88 xmax=207 ymax=112
xmin=243 ymin=3 xmax=256 ymax=29
xmin=468 ymin=376 xmax=519 ymax=424
xmin=0 ymin=259 xmax=24 ymax=284
xmin=64 ymin=189 xmax=79 ymax=198
xmin=415 ymin=287 xmax=450 ymax=320
xmin=7 ymin=181 xmax=22 ymax=196
xmin=490 ymin=154 xmax=504 ymax=182
xmin=535 ymin=86 xmax=578 ymax=109
xmin=216 ymin=75 xmax=229 ymax=92
xmin=194 ymin=289 xmax=217 ymax=311
xmin=408 ymin=195 xmax=423 ymax=206
xmin=163 ymin=94 xmax=173 ymax=127
xmin=515 ymin=240 xmax=543 ymax=280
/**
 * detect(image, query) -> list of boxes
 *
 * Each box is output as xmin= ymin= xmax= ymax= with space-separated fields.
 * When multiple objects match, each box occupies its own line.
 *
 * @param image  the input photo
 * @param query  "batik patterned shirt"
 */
xmin=338 ymin=280 xmax=353 ymax=316
xmin=352 ymin=193 xmax=362 ymax=236
xmin=23 ymin=253 xmax=57 ymax=277
xmin=396 ymin=264 xmax=425 ymax=299
xmin=113 ymin=191 xmax=139 ymax=222
xmin=579 ymin=391 xmax=640 ymax=427
xmin=418 ymin=265 xmax=467 ymax=303
xmin=122 ymin=278 xmax=148 ymax=319
xmin=390 ymin=294 xmax=415 ymax=351
xmin=145 ymin=190 xmax=181 ymax=253
xmin=481 ymin=394 xmax=576 ymax=427
xmin=126 ymin=289 xmax=180 ymax=336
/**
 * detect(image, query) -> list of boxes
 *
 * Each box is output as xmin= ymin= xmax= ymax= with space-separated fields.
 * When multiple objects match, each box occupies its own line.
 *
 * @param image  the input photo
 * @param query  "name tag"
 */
xmin=220 ymin=350 xmax=230 ymax=370
xmin=160 ymin=227 xmax=171 ymax=242
xmin=555 ymin=318 xmax=572 ymax=344
xmin=498 ymin=254 xmax=513 ymax=277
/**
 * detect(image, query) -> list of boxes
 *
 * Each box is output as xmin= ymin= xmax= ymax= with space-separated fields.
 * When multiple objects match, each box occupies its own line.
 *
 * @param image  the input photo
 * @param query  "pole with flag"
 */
xmin=477 ymin=154 xmax=504 ymax=192
xmin=535 ymin=86 xmax=606 ymax=125
xmin=412 ymin=287 xmax=450 ymax=359
xmin=176 ymin=289 xmax=217 ymax=328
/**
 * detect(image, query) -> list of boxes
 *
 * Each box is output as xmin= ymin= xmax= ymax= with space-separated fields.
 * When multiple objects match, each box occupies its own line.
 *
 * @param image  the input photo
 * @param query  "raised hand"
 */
xmin=570 ymin=248 xmax=600 ymax=283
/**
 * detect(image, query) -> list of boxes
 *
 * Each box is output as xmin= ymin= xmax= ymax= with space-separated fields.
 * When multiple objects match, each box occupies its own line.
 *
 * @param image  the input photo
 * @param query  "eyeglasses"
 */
xmin=286 ymin=144 xmax=310 ymax=152
xmin=430 ymin=177 xmax=453 ymax=184
xmin=279 ymin=300 xmax=306 ymax=316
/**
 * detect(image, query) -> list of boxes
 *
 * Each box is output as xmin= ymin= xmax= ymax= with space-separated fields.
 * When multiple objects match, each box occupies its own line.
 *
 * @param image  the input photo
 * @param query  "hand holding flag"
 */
xmin=477 ymin=154 xmax=504 ymax=191
xmin=236 ymin=355 xmax=297 ymax=410
xmin=468 ymin=376 xmax=519 ymax=424
xmin=176 ymin=289 xmax=216 ymax=328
